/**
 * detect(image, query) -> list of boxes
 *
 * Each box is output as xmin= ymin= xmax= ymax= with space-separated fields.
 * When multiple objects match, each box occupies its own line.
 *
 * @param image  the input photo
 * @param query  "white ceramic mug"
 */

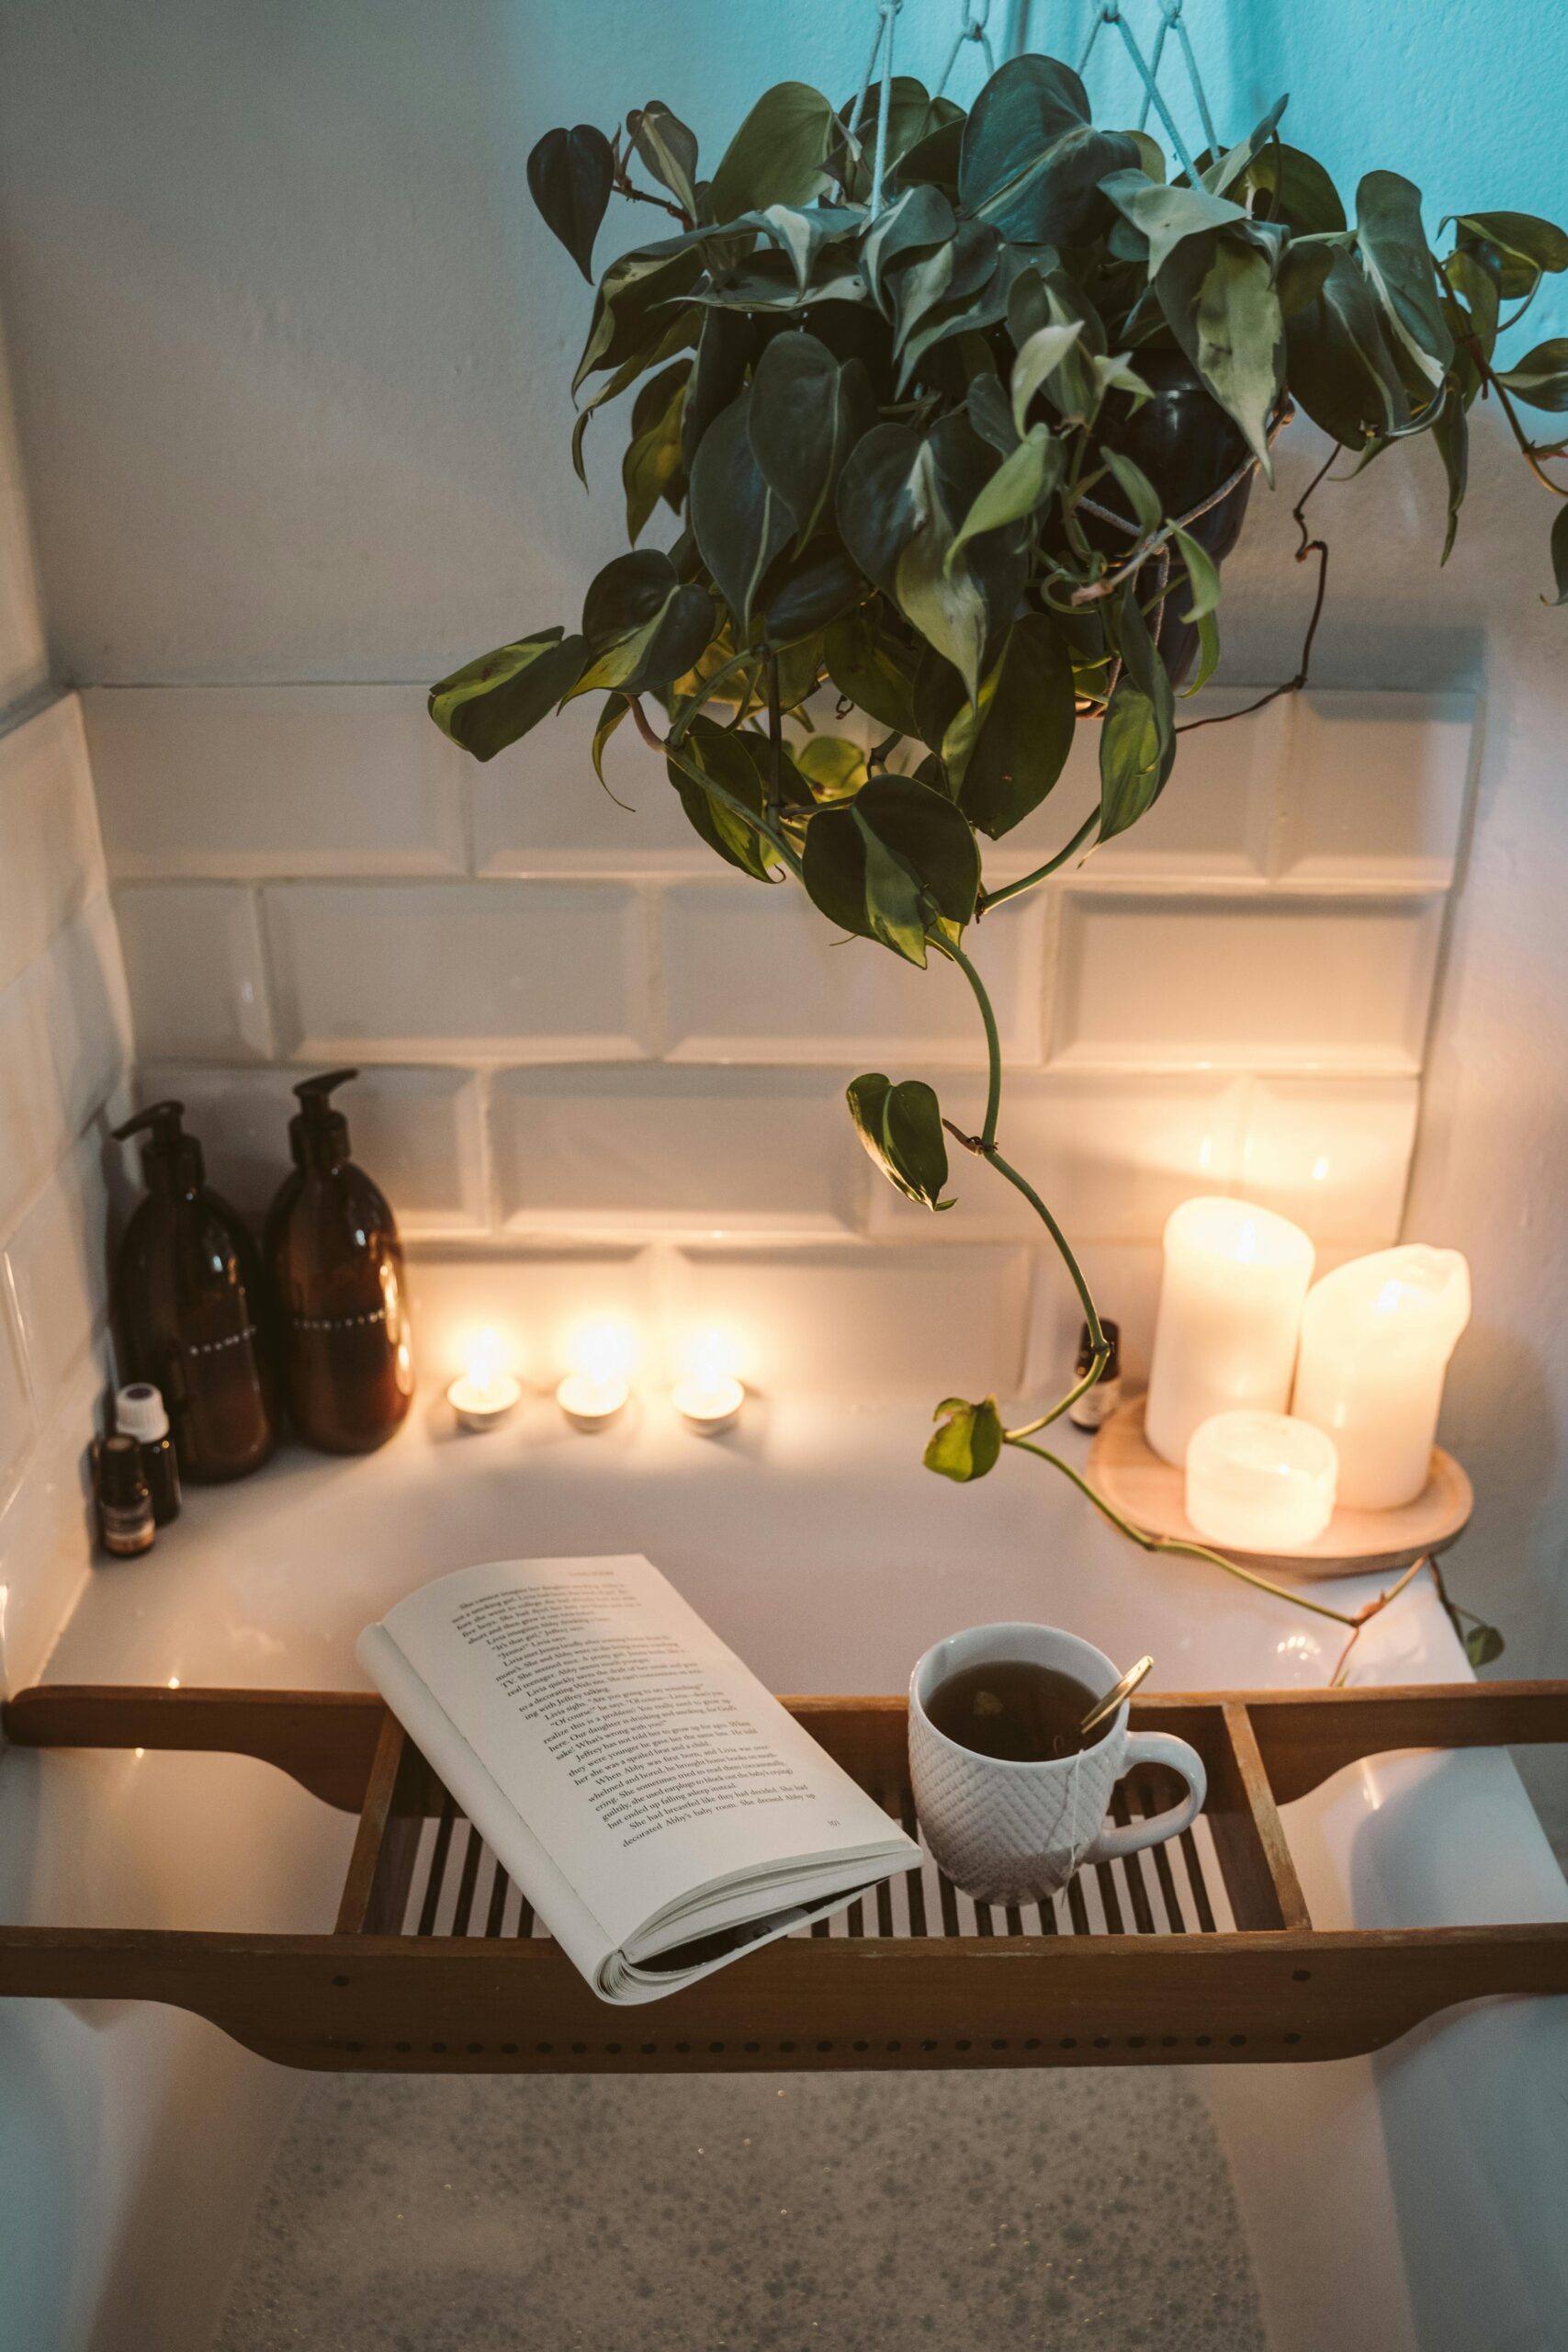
xmin=908 ymin=1623 xmax=1208 ymax=1908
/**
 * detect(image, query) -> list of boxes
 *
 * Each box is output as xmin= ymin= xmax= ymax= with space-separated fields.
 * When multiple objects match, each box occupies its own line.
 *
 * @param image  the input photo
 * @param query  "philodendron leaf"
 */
xmin=946 ymin=426 xmax=1062 ymax=571
xmin=822 ymin=606 xmax=921 ymax=737
xmin=1157 ymin=231 xmax=1284 ymax=478
xmin=846 ymin=1073 xmax=953 ymax=1211
xmin=668 ymin=713 xmax=779 ymax=882
xmin=748 ymin=333 xmax=875 ymax=548
xmin=688 ymin=388 xmax=794 ymax=638
xmin=959 ymin=55 xmax=1136 ymax=245
xmin=836 ymin=422 xmax=927 ymax=596
xmin=924 ymin=1395 xmax=1004 ymax=1482
xmin=1200 ymin=95 xmax=1291 ymax=198
xmin=1098 ymin=169 xmax=1249 ymax=277
xmin=965 ymin=370 xmax=1020 ymax=457
xmin=896 ymin=443 xmax=989 ymax=706
xmin=960 ymin=613 xmax=1075 ymax=838
xmin=626 ymin=102 xmax=700 ymax=220
xmin=1462 ymin=1619 xmax=1506 ymax=1668
xmin=802 ymin=773 xmax=979 ymax=965
xmin=572 ymin=235 xmax=705 ymax=397
xmin=622 ymin=361 xmax=688 ymax=542
xmin=1010 ymin=322 xmax=1083 ymax=436
xmin=1099 ymin=592 xmax=1175 ymax=840
xmin=1170 ymin=525 xmax=1222 ymax=620
xmin=1101 ymin=448 xmax=1163 ymax=536
xmin=761 ymin=540 xmax=864 ymax=643
xmin=795 ymin=736 xmax=867 ymax=802
xmin=1450 ymin=211 xmax=1568 ymax=300
xmin=527 ymin=124 xmax=614 ymax=281
xmin=1432 ymin=386 xmax=1468 ymax=565
xmin=591 ymin=694 xmax=629 ymax=787
xmin=706 ymin=81 xmax=836 ymax=220
xmin=429 ymin=628 xmax=588 ymax=762
xmin=1548 ymin=504 xmax=1568 ymax=607
xmin=1497 ymin=339 xmax=1568 ymax=412
xmin=575 ymin=549 xmax=715 ymax=696
xmin=1286 ymin=247 xmax=1412 ymax=447
xmin=1355 ymin=171 xmax=1451 ymax=391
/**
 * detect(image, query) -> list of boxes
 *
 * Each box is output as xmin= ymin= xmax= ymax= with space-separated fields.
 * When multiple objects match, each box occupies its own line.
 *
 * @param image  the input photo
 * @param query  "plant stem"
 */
xmin=668 ymin=649 xmax=765 ymax=746
xmin=933 ymin=935 xmax=1110 ymax=1430
xmin=1007 ymin=1440 xmax=1363 ymax=1628
xmin=1175 ymin=440 xmax=1336 ymax=738
xmin=976 ymin=807 xmax=1100 ymax=914
xmin=937 ymin=934 xmax=1002 ymax=1147
xmin=630 ymin=694 xmax=806 ymax=880
xmin=766 ymin=655 xmax=784 ymax=823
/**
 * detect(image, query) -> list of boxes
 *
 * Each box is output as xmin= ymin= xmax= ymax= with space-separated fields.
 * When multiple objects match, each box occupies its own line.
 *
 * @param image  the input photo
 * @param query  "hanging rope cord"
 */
xmin=847 ymin=0 xmax=907 ymax=221
xmin=1077 ymin=0 xmax=1217 ymax=184
xmin=934 ymin=0 xmax=996 ymax=101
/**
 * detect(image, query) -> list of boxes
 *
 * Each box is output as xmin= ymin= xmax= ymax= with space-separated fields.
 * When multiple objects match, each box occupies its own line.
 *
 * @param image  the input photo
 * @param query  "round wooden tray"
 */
xmin=1086 ymin=1396 xmax=1472 ymax=1580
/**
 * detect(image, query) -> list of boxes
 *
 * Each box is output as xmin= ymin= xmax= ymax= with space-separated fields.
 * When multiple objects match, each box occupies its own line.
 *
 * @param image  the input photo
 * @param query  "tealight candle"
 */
xmin=556 ymin=1318 xmax=637 ymax=1432
xmin=1185 ymin=1410 xmax=1338 ymax=1551
xmin=446 ymin=1329 xmax=522 ymax=1433
xmin=1292 ymin=1246 xmax=1471 ymax=1510
xmin=1145 ymin=1197 xmax=1316 ymax=1468
xmin=673 ymin=1329 xmax=744 ymax=1436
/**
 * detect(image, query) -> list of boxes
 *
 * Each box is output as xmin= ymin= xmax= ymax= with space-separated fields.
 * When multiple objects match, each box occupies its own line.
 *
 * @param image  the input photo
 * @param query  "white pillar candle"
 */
xmin=1292 ymin=1246 xmax=1470 ymax=1510
xmin=1185 ymin=1410 xmax=1338 ymax=1551
xmin=1145 ymin=1197 xmax=1316 ymax=1467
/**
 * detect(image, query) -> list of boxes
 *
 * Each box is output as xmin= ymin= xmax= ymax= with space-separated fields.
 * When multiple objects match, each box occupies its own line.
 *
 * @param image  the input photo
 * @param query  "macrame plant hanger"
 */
xmin=849 ymin=0 xmax=1222 ymax=220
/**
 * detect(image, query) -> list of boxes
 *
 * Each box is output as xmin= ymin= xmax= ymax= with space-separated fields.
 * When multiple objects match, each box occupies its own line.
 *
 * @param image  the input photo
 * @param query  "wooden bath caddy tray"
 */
xmin=2 ymin=1679 xmax=1565 ymax=2073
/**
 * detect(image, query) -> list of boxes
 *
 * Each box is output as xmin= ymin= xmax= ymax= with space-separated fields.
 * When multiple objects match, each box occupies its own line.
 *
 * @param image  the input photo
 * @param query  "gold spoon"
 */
xmin=1077 ymin=1653 xmax=1154 ymax=1743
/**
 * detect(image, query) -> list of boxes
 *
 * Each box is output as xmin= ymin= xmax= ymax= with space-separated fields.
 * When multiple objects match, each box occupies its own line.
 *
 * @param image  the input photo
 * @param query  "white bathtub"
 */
xmin=2 ymin=1386 xmax=1565 ymax=2352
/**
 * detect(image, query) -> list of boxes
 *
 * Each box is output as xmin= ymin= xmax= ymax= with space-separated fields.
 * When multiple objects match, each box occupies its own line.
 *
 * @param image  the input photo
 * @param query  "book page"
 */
xmin=377 ymin=1555 xmax=908 ymax=1951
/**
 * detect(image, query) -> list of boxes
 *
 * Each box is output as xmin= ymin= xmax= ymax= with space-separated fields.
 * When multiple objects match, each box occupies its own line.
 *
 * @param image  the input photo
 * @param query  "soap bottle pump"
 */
xmin=111 ymin=1102 xmax=280 ymax=1482
xmin=264 ymin=1069 xmax=414 ymax=1453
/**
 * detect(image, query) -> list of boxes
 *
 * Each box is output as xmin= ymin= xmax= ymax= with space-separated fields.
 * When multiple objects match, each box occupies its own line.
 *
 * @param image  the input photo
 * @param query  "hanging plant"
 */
xmin=428 ymin=51 xmax=1551 ymax=1664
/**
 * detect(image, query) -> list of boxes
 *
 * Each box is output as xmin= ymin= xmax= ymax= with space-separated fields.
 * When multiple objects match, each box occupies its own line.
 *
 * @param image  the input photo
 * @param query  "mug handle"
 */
xmin=1083 ymin=1732 xmax=1207 ymax=1865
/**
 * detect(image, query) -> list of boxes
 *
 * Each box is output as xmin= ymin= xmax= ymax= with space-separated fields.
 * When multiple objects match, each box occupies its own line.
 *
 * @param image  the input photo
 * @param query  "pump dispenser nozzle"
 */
xmin=288 ymin=1069 xmax=359 ymax=1170
xmin=112 ymin=1100 xmax=204 ymax=1190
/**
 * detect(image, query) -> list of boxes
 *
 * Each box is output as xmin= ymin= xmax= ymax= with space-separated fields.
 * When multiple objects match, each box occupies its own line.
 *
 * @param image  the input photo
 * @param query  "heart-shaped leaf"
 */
xmin=1450 ymin=211 xmax=1568 ymax=300
xmin=836 ymin=423 xmax=927 ymax=596
xmin=429 ymin=629 xmax=587 ymax=763
xmin=575 ymin=550 xmax=715 ymax=696
xmin=1548 ymin=503 xmax=1568 ymax=607
xmin=960 ymin=614 xmax=1076 ymax=839
xmin=1156 ymin=231 xmax=1284 ymax=477
xmin=1497 ymin=338 xmax=1568 ymax=413
xmin=947 ymin=426 xmax=1062 ymax=573
xmin=803 ymin=773 xmax=979 ymax=963
xmin=626 ymin=102 xmax=699 ymax=220
xmin=822 ymin=606 xmax=921 ymax=737
xmin=622 ymin=361 xmax=689 ymax=542
xmin=847 ymin=1073 xmax=953 ymax=1210
xmin=959 ymin=56 xmax=1136 ymax=245
xmin=761 ymin=540 xmax=864 ymax=641
xmin=748 ymin=334 xmax=875 ymax=548
xmin=924 ymin=1395 xmax=1004 ymax=1481
xmin=688 ymin=389 xmax=794 ymax=638
xmin=1010 ymin=322 xmax=1084 ymax=436
xmin=527 ymin=124 xmax=614 ymax=281
xmin=707 ymin=82 xmax=836 ymax=220
xmin=1285 ymin=247 xmax=1411 ymax=447
xmin=1100 ymin=593 xmax=1175 ymax=841
xmin=1462 ymin=1618 xmax=1506 ymax=1668
xmin=668 ymin=714 xmax=779 ymax=881
xmin=1099 ymin=169 xmax=1250 ymax=277
xmin=1356 ymin=172 xmax=1451 ymax=391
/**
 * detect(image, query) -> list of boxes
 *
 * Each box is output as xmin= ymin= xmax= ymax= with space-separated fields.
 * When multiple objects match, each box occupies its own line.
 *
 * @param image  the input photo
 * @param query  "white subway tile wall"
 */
xmin=0 ymin=693 xmax=132 ymax=1686
xmin=88 ymin=681 xmax=1477 ymax=1393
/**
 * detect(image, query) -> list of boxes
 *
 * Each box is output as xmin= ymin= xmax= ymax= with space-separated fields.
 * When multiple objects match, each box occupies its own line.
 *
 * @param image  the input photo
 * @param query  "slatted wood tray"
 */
xmin=2 ymin=1681 xmax=1565 ymax=2072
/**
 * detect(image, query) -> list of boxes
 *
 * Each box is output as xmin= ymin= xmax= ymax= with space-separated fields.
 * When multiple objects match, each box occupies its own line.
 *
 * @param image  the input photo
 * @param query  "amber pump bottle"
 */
xmin=112 ymin=1102 xmax=280 ymax=1482
xmin=265 ymin=1069 xmax=414 ymax=1453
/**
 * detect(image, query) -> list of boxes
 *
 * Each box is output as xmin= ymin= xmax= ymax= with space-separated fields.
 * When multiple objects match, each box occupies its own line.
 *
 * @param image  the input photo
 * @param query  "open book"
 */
xmin=357 ymin=1555 xmax=919 ymax=2005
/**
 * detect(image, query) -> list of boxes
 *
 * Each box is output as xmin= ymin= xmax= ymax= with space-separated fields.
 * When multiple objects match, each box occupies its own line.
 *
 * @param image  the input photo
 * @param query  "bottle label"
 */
xmin=288 ymin=1307 xmax=389 ymax=1332
xmin=186 ymin=1321 xmax=262 ymax=1359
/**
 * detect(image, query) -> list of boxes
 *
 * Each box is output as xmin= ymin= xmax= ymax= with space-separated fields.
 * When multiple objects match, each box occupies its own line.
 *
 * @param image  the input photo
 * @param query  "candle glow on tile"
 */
xmin=673 ymin=1327 xmax=745 ymax=1435
xmin=1185 ymin=1410 xmax=1338 ymax=1551
xmin=1292 ymin=1245 xmax=1471 ymax=1509
xmin=446 ymin=1327 xmax=522 ymax=1431
xmin=556 ymin=1317 xmax=636 ymax=1430
xmin=1145 ymin=1197 xmax=1316 ymax=1467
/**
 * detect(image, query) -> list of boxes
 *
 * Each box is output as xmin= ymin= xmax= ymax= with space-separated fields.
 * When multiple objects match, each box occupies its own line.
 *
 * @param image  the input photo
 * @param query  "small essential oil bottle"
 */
xmin=96 ymin=1433 xmax=156 ymax=1558
xmin=115 ymin=1382 xmax=183 ymax=1526
xmin=1067 ymin=1317 xmax=1122 ymax=1432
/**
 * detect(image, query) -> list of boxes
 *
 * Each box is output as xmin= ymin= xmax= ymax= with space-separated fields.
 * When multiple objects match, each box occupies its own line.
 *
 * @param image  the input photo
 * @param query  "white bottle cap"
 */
xmin=116 ymin=1383 xmax=170 ymax=1442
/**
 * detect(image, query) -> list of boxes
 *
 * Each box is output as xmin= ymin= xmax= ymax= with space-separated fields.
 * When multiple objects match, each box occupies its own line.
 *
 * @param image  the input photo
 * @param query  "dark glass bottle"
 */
xmin=112 ymin=1102 xmax=280 ymax=1483
xmin=264 ymin=1069 xmax=414 ymax=1453
xmin=115 ymin=1382 xmax=183 ymax=1525
xmin=96 ymin=1433 xmax=155 ymax=1557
